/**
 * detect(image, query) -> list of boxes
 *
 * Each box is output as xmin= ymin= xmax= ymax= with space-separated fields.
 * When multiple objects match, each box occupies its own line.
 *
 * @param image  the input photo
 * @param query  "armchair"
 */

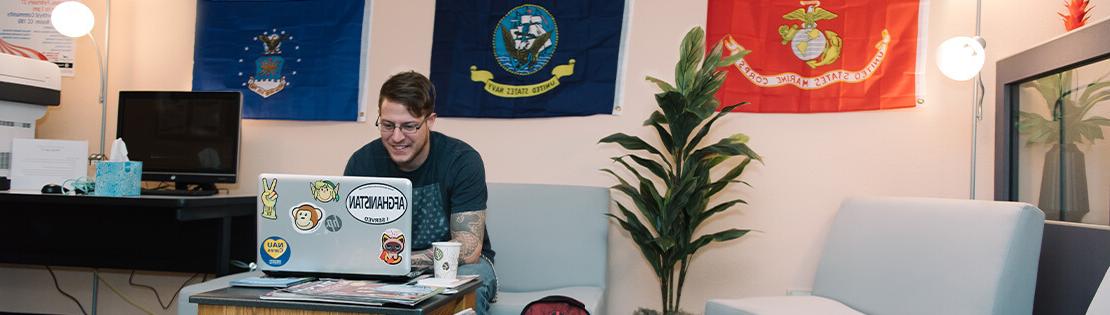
xmin=485 ymin=183 xmax=610 ymax=315
xmin=706 ymin=196 xmax=1045 ymax=315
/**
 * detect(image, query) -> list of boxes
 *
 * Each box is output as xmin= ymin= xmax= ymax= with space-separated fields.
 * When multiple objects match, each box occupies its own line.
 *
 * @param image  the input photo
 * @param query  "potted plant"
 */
xmin=1018 ymin=70 xmax=1110 ymax=221
xmin=599 ymin=27 xmax=760 ymax=315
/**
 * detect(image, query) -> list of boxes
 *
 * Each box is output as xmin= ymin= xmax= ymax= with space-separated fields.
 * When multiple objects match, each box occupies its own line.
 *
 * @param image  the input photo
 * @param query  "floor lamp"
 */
xmin=51 ymin=0 xmax=110 ymax=164
xmin=936 ymin=0 xmax=986 ymax=199
xmin=50 ymin=2 xmax=111 ymax=314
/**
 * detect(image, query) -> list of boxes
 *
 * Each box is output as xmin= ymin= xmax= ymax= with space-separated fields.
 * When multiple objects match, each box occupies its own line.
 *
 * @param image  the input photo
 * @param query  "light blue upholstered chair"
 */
xmin=1089 ymin=266 xmax=1110 ymax=314
xmin=485 ymin=183 xmax=610 ymax=315
xmin=706 ymin=196 xmax=1045 ymax=315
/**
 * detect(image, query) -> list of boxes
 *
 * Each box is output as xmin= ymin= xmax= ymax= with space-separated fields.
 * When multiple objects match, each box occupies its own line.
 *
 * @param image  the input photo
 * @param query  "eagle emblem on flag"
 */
xmin=244 ymin=30 xmax=298 ymax=98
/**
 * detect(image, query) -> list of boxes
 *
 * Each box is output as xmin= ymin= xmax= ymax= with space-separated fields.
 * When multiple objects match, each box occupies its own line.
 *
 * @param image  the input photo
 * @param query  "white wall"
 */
xmin=4 ymin=0 xmax=1107 ymax=314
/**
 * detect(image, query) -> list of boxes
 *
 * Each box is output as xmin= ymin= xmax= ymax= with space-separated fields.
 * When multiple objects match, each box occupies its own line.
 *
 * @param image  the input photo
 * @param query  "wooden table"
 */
xmin=192 ymin=281 xmax=479 ymax=315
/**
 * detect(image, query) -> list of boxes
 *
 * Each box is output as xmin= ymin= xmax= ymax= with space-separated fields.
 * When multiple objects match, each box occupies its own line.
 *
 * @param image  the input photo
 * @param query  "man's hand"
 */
xmin=260 ymin=178 xmax=279 ymax=219
xmin=450 ymin=210 xmax=486 ymax=264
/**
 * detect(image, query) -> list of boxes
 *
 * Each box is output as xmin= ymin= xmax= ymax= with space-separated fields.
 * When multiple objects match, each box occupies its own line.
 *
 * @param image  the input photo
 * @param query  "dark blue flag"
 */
xmin=430 ymin=0 xmax=626 ymax=118
xmin=193 ymin=0 xmax=364 ymax=121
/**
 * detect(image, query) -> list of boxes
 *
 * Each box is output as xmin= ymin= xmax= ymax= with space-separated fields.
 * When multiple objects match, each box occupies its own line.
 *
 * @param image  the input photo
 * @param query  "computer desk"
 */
xmin=191 ymin=280 xmax=479 ymax=315
xmin=0 ymin=191 xmax=256 ymax=275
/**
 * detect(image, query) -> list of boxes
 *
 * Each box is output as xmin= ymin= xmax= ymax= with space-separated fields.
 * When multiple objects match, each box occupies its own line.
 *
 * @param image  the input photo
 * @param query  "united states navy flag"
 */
xmin=430 ymin=0 xmax=626 ymax=118
xmin=193 ymin=0 xmax=364 ymax=121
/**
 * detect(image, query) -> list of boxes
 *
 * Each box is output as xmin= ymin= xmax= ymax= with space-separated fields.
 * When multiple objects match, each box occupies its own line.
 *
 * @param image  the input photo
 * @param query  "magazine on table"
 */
xmin=260 ymin=279 xmax=443 ymax=306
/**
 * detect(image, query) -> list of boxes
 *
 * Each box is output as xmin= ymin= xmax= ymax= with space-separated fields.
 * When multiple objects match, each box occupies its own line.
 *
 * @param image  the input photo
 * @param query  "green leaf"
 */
xmin=692 ymin=133 xmax=761 ymax=162
xmin=627 ymin=154 xmax=671 ymax=182
xmin=600 ymin=133 xmax=669 ymax=161
xmin=707 ymin=159 xmax=753 ymax=197
xmin=676 ymin=27 xmax=705 ymax=93
xmin=643 ymin=111 xmax=676 ymax=159
xmin=1087 ymin=116 xmax=1110 ymax=126
xmin=685 ymin=103 xmax=744 ymax=156
xmin=691 ymin=198 xmax=747 ymax=232
xmin=601 ymin=169 xmax=659 ymax=223
xmin=646 ymin=76 xmax=677 ymax=93
xmin=717 ymin=47 xmax=750 ymax=68
xmin=689 ymin=229 xmax=750 ymax=255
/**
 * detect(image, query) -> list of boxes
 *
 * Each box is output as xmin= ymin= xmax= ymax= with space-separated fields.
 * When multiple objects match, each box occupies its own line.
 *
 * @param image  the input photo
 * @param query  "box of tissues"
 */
xmin=95 ymin=161 xmax=142 ymax=196
xmin=95 ymin=138 xmax=142 ymax=197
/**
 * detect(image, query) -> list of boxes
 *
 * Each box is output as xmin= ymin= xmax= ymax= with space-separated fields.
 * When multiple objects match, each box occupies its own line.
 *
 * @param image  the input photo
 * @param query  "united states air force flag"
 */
xmin=193 ymin=0 xmax=365 ymax=121
xmin=430 ymin=0 xmax=627 ymax=118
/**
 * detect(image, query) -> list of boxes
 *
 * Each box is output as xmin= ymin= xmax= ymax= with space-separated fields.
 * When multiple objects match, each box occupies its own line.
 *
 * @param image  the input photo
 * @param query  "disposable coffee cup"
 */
xmin=432 ymin=241 xmax=461 ymax=280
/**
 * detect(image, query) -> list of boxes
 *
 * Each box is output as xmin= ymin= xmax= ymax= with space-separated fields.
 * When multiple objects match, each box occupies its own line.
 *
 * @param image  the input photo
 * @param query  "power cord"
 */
xmin=96 ymin=272 xmax=155 ymax=315
xmin=230 ymin=260 xmax=258 ymax=271
xmin=127 ymin=270 xmax=201 ymax=310
xmin=44 ymin=265 xmax=88 ymax=315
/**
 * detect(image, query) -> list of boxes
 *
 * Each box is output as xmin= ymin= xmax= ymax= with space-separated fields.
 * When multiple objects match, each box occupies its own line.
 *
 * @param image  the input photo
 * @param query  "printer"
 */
xmin=0 ymin=52 xmax=61 ymax=177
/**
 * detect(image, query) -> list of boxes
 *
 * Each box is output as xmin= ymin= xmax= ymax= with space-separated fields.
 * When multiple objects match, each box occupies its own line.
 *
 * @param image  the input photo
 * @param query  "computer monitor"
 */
xmin=116 ymin=91 xmax=242 ymax=192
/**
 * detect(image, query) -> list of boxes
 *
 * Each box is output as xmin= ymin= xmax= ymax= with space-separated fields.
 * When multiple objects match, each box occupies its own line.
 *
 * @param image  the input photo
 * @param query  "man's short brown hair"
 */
xmin=379 ymin=71 xmax=435 ymax=118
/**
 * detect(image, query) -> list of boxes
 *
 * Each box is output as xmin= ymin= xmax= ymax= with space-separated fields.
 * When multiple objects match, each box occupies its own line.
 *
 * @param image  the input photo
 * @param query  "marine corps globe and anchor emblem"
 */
xmin=720 ymin=0 xmax=893 ymax=90
xmin=778 ymin=0 xmax=842 ymax=68
xmin=470 ymin=4 xmax=576 ymax=98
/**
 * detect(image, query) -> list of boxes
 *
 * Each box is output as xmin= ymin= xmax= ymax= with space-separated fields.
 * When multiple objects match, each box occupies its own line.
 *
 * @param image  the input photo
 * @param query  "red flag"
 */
xmin=707 ymin=0 xmax=927 ymax=113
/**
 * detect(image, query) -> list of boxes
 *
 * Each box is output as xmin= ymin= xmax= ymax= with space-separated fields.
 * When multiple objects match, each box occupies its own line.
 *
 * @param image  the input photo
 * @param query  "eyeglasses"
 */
xmin=375 ymin=117 xmax=427 ymax=134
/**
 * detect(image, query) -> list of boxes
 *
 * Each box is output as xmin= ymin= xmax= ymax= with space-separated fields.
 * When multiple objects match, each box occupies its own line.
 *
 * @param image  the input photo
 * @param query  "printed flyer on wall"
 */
xmin=1 ymin=0 xmax=77 ymax=76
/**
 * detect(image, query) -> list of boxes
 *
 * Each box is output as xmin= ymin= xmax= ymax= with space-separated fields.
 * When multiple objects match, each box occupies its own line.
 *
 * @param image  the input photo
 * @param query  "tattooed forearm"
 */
xmin=450 ymin=210 xmax=486 ymax=264
xmin=411 ymin=248 xmax=433 ymax=269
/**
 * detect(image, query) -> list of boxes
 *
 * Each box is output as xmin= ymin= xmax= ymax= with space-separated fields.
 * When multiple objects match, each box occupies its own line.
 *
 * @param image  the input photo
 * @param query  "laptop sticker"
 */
xmin=380 ymin=228 xmax=405 ymax=265
xmin=260 ymin=178 xmax=279 ymax=220
xmin=310 ymin=179 xmax=340 ymax=203
xmin=291 ymin=203 xmax=325 ymax=233
xmin=324 ymin=214 xmax=343 ymax=232
xmin=346 ymin=183 xmax=408 ymax=225
xmin=260 ymin=236 xmax=291 ymax=267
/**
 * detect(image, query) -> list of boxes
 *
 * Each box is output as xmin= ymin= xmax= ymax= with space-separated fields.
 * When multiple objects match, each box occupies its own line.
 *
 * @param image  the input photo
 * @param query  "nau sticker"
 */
xmin=345 ymin=183 xmax=408 ymax=225
xmin=379 ymin=228 xmax=405 ymax=265
xmin=290 ymin=203 xmax=324 ymax=233
xmin=260 ymin=178 xmax=279 ymax=220
xmin=324 ymin=214 xmax=343 ymax=232
xmin=260 ymin=236 xmax=291 ymax=267
xmin=310 ymin=179 xmax=340 ymax=203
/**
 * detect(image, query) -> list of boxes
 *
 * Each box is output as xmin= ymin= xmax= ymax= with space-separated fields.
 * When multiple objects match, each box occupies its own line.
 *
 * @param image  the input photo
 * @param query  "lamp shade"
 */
xmin=936 ymin=36 xmax=986 ymax=81
xmin=51 ymin=1 xmax=94 ymax=38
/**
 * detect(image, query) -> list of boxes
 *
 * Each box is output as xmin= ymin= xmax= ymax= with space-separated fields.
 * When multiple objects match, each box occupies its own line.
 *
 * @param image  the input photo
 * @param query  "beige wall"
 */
xmin=4 ymin=0 xmax=1108 ymax=314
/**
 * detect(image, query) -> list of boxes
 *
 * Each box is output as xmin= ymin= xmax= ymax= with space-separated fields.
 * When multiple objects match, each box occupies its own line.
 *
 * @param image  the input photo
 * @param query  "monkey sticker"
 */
xmin=379 ymin=228 xmax=405 ymax=265
xmin=310 ymin=180 xmax=340 ymax=203
xmin=260 ymin=178 xmax=279 ymax=220
xmin=290 ymin=203 xmax=324 ymax=233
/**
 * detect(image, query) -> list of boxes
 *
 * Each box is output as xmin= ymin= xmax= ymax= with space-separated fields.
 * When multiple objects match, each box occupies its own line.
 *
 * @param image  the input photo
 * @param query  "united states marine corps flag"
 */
xmin=707 ymin=0 xmax=928 ymax=113
xmin=430 ymin=0 xmax=626 ymax=118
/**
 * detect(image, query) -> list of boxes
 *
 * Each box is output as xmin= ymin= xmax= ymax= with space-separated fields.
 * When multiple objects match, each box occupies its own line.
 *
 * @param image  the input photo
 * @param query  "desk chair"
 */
xmin=706 ymin=196 xmax=1045 ymax=315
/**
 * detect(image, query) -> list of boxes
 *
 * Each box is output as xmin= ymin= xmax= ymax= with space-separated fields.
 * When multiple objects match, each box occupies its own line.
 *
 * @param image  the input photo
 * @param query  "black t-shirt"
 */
xmin=343 ymin=131 xmax=494 ymax=260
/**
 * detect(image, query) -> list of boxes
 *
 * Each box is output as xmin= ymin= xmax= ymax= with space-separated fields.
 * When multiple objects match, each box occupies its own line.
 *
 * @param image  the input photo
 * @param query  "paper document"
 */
xmin=10 ymin=138 xmax=87 ymax=191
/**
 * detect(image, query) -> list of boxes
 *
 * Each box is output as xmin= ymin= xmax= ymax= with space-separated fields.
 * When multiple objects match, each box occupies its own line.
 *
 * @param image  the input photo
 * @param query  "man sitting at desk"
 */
xmin=344 ymin=71 xmax=497 ymax=313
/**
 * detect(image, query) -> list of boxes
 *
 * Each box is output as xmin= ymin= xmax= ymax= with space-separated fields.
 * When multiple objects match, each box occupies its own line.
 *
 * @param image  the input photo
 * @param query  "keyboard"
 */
xmin=140 ymin=189 xmax=218 ymax=196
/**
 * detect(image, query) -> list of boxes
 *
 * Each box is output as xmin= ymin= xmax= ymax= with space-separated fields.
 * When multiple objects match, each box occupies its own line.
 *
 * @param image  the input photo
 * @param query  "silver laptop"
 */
xmin=256 ymin=173 xmax=413 ymax=278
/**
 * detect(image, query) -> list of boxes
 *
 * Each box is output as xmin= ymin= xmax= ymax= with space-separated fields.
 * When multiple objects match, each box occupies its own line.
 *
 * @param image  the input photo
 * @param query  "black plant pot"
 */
xmin=1038 ymin=143 xmax=1090 ymax=222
